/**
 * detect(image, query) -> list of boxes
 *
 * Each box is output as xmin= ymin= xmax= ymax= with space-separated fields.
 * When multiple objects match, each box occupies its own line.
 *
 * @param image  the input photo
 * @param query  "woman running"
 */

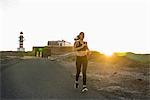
xmin=74 ymin=32 xmax=90 ymax=92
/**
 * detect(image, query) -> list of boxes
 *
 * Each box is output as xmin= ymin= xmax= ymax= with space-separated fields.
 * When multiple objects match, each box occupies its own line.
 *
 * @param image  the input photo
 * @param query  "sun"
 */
xmin=103 ymin=51 xmax=114 ymax=56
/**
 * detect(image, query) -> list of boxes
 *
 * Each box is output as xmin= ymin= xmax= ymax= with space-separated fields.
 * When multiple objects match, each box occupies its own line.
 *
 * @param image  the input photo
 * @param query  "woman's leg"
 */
xmin=82 ymin=56 xmax=88 ymax=85
xmin=76 ymin=56 xmax=82 ymax=82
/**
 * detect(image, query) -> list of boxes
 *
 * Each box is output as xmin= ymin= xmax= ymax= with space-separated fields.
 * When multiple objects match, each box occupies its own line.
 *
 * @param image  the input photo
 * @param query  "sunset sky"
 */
xmin=0 ymin=0 xmax=150 ymax=54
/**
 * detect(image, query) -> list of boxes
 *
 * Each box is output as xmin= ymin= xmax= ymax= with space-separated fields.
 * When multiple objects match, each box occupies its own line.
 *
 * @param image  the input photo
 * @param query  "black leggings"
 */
xmin=76 ymin=56 xmax=88 ymax=85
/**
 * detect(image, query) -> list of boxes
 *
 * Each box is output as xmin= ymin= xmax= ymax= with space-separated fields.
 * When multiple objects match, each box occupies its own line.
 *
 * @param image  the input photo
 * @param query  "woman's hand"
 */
xmin=82 ymin=43 xmax=87 ymax=47
xmin=74 ymin=42 xmax=86 ymax=51
xmin=82 ymin=41 xmax=87 ymax=47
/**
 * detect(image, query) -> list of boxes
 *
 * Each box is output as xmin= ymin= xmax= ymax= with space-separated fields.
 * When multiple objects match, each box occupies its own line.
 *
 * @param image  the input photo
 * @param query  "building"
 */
xmin=32 ymin=40 xmax=72 ymax=57
xmin=32 ymin=46 xmax=52 ymax=57
xmin=48 ymin=40 xmax=72 ymax=47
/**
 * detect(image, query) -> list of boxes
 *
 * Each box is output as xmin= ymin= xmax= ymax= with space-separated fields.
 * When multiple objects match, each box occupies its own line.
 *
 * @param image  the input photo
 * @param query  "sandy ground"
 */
xmin=58 ymin=55 xmax=150 ymax=100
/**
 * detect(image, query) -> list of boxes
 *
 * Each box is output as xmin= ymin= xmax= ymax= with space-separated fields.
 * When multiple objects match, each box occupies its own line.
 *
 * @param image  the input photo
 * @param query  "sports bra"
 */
xmin=75 ymin=41 xmax=88 ymax=51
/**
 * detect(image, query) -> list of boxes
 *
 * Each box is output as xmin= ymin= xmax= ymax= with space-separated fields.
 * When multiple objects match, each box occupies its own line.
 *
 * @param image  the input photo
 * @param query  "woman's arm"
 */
xmin=73 ymin=41 xmax=86 ymax=51
xmin=86 ymin=42 xmax=91 ymax=55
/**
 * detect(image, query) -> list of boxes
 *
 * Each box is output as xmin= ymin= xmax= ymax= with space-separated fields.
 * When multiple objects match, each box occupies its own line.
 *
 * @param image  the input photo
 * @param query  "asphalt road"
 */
xmin=1 ymin=58 xmax=112 ymax=100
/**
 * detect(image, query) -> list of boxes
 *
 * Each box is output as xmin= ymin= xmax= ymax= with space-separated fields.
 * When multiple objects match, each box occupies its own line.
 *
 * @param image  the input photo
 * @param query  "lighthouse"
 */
xmin=17 ymin=32 xmax=25 ymax=51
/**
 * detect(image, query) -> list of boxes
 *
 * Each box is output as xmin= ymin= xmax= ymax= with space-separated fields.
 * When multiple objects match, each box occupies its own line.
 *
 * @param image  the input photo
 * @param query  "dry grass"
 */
xmin=60 ymin=51 xmax=150 ymax=99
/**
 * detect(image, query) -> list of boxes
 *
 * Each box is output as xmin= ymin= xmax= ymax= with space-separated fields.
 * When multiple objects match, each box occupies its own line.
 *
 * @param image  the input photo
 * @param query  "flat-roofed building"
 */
xmin=48 ymin=40 xmax=71 ymax=47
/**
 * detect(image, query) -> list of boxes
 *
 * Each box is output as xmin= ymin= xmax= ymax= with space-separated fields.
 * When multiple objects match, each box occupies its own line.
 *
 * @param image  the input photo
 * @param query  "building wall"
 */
xmin=32 ymin=46 xmax=73 ymax=57
xmin=48 ymin=40 xmax=71 ymax=47
xmin=48 ymin=46 xmax=73 ymax=55
xmin=32 ymin=47 xmax=45 ymax=57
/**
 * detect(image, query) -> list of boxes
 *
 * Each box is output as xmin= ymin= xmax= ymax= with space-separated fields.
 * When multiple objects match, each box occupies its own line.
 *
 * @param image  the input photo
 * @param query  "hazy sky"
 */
xmin=0 ymin=0 xmax=150 ymax=54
